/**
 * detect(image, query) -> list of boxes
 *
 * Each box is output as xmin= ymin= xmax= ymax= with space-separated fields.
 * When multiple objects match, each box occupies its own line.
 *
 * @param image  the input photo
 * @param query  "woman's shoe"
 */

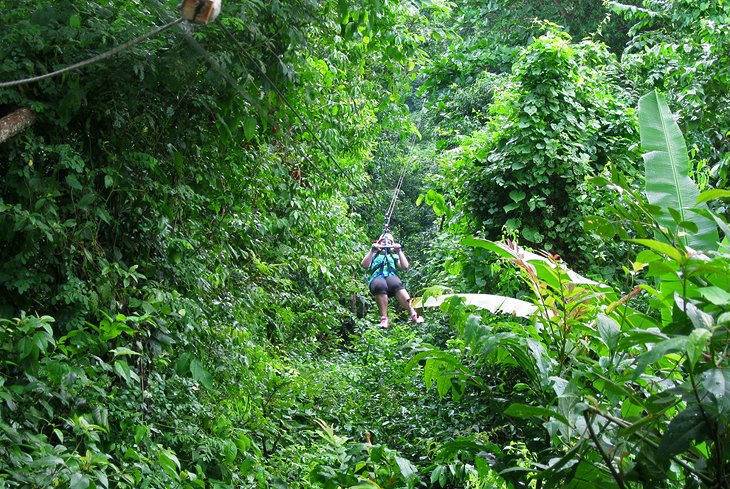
xmin=411 ymin=313 xmax=424 ymax=324
xmin=379 ymin=316 xmax=390 ymax=328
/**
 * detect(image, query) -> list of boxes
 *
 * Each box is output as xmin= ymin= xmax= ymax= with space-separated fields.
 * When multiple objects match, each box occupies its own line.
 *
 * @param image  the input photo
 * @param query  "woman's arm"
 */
xmin=361 ymin=244 xmax=380 ymax=269
xmin=395 ymin=245 xmax=409 ymax=269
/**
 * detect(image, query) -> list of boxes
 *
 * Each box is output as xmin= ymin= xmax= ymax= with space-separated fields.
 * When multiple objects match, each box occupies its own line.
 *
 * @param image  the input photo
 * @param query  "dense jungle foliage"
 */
xmin=1 ymin=0 xmax=729 ymax=487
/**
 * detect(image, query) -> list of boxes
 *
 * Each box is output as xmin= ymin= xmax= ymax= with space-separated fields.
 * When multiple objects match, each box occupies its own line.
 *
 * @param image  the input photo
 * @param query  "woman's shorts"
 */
xmin=369 ymin=276 xmax=404 ymax=297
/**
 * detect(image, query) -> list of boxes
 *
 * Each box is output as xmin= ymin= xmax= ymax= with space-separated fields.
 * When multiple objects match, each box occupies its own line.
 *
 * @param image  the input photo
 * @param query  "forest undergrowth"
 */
xmin=266 ymin=314 xmax=526 ymax=489
xmin=2 ymin=0 xmax=730 ymax=487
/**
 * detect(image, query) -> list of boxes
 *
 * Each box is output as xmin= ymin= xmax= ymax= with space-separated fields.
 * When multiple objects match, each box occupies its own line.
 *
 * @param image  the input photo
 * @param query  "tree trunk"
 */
xmin=0 ymin=107 xmax=36 ymax=144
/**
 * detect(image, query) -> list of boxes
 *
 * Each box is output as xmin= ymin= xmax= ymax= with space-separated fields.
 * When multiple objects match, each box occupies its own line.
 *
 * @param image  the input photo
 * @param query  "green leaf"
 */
xmin=617 ymin=327 xmax=666 ymax=350
xmin=436 ymin=372 xmax=451 ymax=397
xmin=657 ymin=405 xmax=708 ymax=459
xmin=78 ymin=193 xmax=95 ymax=209
xmin=395 ymin=455 xmax=417 ymax=479
xmin=93 ymin=470 xmax=108 ymax=489
xmin=461 ymin=236 xmax=514 ymax=258
xmin=190 ymin=357 xmax=214 ymax=389
xmin=243 ymin=116 xmax=257 ymax=140
xmin=222 ymin=439 xmax=237 ymax=463
xmin=431 ymin=465 xmax=446 ymax=486
xmin=674 ymin=294 xmax=714 ymax=330
xmin=69 ymin=473 xmax=90 ymax=489
xmin=504 ymin=403 xmax=570 ymax=426
xmin=583 ymin=215 xmax=616 ymax=238
xmin=134 ymin=425 xmax=148 ymax=444
xmin=509 ymin=190 xmax=526 ymax=202
xmin=698 ymin=286 xmax=730 ymax=306
xmin=686 ymin=328 xmax=710 ymax=369
xmin=521 ymin=226 xmax=544 ymax=243
xmin=635 ymin=249 xmax=661 ymax=264
xmin=158 ymin=449 xmax=181 ymax=479
xmin=114 ymin=360 xmax=133 ymax=384
xmin=175 ymin=352 xmax=193 ymax=375
xmin=18 ymin=336 xmax=35 ymax=359
xmin=65 ymin=174 xmax=83 ymax=190
xmin=426 ymin=189 xmax=447 ymax=216
xmin=31 ymin=455 xmax=65 ymax=468
xmin=111 ymin=346 xmax=140 ymax=356
xmin=633 ymin=336 xmax=689 ymax=379
xmin=696 ymin=189 xmax=730 ymax=205
xmin=701 ymin=369 xmax=730 ymax=412
xmin=597 ymin=313 xmax=620 ymax=351
xmin=638 ymin=91 xmax=718 ymax=250
xmin=96 ymin=207 xmax=111 ymax=224
xmin=633 ymin=443 xmax=670 ymax=482
xmin=630 ymin=238 xmax=683 ymax=262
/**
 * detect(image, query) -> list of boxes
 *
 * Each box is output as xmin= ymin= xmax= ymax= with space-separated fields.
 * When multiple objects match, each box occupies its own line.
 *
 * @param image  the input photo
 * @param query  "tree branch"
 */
xmin=0 ymin=107 xmax=36 ymax=144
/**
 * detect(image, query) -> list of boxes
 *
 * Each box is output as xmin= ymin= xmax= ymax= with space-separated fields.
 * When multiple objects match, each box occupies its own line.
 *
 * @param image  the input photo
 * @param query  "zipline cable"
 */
xmin=254 ymin=34 xmax=420 ymax=234
xmin=0 ymin=18 xmax=184 ymax=89
xmin=382 ymin=130 xmax=419 ymax=234
xmin=1 ymin=0 xmax=359 ymax=192
xmin=144 ymin=0 xmax=357 ymax=190
xmin=383 ymin=163 xmax=407 ymax=233
xmin=145 ymin=0 xmax=262 ymax=113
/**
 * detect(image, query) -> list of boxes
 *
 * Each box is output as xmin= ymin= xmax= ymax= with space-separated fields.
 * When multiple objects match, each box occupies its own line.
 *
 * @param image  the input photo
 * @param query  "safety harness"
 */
xmin=369 ymin=249 xmax=398 ymax=283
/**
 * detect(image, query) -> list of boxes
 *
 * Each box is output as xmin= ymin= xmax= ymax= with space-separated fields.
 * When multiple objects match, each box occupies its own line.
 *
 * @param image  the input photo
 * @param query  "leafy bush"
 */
xmin=413 ymin=91 xmax=730 ymax=488
xmin=460 ymin=24 xmax=638 ymax=270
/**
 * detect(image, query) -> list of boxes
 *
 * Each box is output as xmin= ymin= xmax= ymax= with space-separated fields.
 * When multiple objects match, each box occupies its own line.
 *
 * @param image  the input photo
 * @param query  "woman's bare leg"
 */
xmin=374 ymin=293 xmax=389 ymax=317
xmin=395 ymin=289 xmax=417 ymax=317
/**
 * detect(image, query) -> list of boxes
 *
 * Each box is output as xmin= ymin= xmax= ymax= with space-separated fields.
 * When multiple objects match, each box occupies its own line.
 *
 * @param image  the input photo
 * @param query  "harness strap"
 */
xmin=371 ymin=251 xmax=396 ymax=278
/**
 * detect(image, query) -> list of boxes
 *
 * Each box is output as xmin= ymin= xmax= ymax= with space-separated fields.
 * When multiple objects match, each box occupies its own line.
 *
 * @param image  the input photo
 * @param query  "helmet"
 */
xmin=379 ymin=233 xmax=394 ymax=246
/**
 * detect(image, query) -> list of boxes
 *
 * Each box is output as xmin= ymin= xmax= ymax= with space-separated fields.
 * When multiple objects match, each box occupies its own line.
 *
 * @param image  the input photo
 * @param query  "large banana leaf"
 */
xmin=412 ymin=293 xmax=539 ymax=318
xmin=639 ymin=91 xmax=718 ymax=251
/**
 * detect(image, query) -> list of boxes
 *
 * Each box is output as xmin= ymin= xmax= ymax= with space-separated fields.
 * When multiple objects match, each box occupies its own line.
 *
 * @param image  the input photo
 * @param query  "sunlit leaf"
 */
xmin=698 ymin=286 xmax=730 ymax=306
xmin=158 ymin=449 xmax=181 ymax=479
xmin=630 ymin=238 xmax=683 ymax=262
xmin=639 ymin=91 xmax=718 ymax=250
xmin=413 ymin=293 xmax=538 ymax=318
xmin=696 ymin=189 xmax=730 ymax=205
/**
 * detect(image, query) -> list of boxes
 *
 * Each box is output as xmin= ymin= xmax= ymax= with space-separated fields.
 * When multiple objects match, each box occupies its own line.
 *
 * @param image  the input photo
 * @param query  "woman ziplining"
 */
xmin=360 ymin=160 xmax=424 ymax=328
xmin=361 ymin=232 xmax=424 ymax=328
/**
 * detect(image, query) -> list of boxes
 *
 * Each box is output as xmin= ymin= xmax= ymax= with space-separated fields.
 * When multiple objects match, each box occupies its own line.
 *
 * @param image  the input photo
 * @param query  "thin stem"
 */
xmin=583 ymin=412 xmax=627 ymax=489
